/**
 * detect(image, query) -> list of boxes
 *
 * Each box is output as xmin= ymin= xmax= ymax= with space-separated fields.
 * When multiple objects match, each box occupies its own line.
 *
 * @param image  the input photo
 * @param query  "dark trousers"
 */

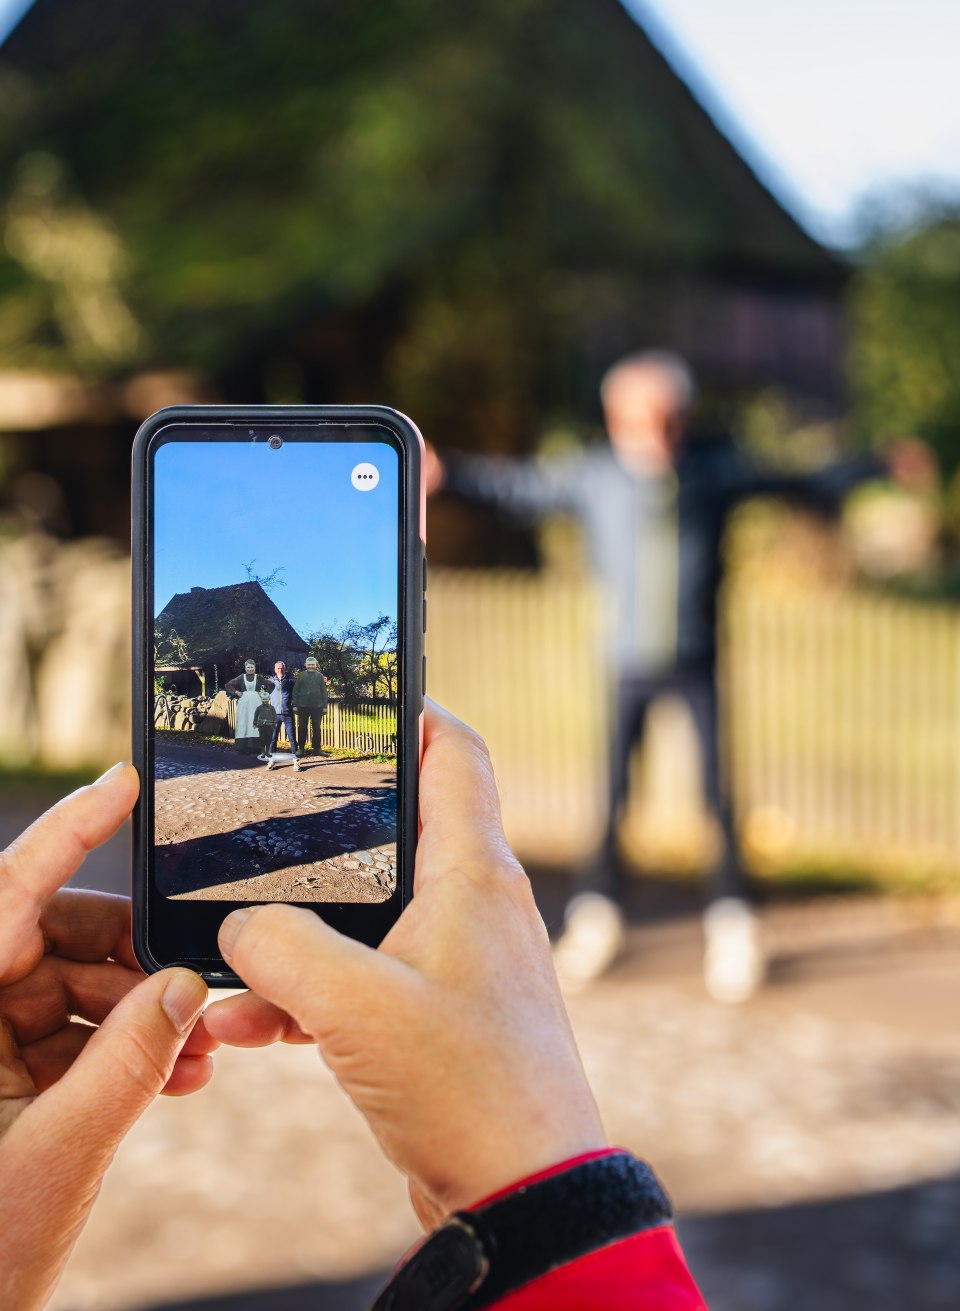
xmin=258 ymin=726 xmax=274 ymax=755
xmin=589 ymin=665 xmax=745 ymax=905
xmin=269 ymin=712 xmax=298 ymax=756
xmin=296 ymin=707 xmax=325 ymax=752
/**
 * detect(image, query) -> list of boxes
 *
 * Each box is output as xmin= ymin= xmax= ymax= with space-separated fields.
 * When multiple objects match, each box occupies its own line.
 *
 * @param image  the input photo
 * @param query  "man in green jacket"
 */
xmin=294 ymin=656 xmax=328 ymax=755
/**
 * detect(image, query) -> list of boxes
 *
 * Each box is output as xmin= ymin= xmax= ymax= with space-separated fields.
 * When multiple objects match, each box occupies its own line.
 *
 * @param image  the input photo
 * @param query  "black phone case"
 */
xmin=131 ymin=404 xmax=425 ymax=983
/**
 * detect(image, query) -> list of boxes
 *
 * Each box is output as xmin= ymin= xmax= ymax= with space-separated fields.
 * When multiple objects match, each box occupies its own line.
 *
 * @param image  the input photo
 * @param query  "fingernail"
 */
xmin=161 ymin=970 xmax=208 ymax=1033
xmin=219 ymin=907 xmax=256 ymax=959
xmin=92 ymin=761 xmax=130 ymax=786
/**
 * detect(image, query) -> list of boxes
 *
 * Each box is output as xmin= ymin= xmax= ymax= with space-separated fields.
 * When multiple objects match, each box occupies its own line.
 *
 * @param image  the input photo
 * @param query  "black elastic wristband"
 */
xmin=372 ymin=1151 xmax=672 ymax=1311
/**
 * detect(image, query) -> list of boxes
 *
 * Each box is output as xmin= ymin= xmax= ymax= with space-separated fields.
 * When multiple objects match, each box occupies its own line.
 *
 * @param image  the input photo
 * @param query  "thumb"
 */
xmin=0 ymin=970 xmax=205 ymax=1311
xmin=217 ymin=903 xmax=409 ymax=1043
xmin=5 ymin=969 xmax=206 ymax=1184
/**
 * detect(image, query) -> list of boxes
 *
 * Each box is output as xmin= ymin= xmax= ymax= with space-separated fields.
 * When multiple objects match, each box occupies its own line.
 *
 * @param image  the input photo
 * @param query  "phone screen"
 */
xmin=149 ymin=428 xmax=400 ymax=907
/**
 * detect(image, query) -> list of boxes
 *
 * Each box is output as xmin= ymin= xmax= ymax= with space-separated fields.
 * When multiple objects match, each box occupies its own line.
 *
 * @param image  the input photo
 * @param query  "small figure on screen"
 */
xmin=253 ymin=693 xmax=277 ymax=762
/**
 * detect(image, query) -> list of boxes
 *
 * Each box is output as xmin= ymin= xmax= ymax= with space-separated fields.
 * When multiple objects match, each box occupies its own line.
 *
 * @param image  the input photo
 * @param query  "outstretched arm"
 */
xmin=733 ymin=451 xmax=887 ymax=512
xmin=430 ymin=445 xmax=583 ymax=522
xmin=730 ymin=438 xmax=936 ymax=513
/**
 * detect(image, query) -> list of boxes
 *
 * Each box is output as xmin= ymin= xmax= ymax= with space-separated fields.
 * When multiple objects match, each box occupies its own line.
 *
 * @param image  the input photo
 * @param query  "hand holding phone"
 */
xmin=132 ymin=406 xmax=425 ymax=981
xmin=204 ymin=702 xmax=608 ymax=1231
xmin=0 ymin=766 xmax=214 ymax=1311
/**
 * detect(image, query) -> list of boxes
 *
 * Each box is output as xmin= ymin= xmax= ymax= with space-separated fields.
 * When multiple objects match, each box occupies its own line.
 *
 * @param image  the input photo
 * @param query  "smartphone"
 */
xmin=131 ymin=405 xmax=425 ymax=983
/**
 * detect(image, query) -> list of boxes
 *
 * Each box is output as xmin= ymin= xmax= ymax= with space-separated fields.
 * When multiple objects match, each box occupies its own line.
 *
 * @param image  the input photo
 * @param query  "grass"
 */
xmin=153 ymin=728 xmax=395 ymax=762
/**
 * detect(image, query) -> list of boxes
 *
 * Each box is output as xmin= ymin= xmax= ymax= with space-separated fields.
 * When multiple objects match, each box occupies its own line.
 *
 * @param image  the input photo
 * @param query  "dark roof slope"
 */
xmin=0 ymin=0 xmax=842 ymax=371
xmin=156 ymin=582 xmax=308 ymax=664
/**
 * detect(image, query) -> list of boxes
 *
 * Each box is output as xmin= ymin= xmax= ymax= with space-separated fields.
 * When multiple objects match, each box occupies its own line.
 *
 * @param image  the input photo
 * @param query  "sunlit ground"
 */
xmin=2 ymin=794 xmax=958 ymax=1311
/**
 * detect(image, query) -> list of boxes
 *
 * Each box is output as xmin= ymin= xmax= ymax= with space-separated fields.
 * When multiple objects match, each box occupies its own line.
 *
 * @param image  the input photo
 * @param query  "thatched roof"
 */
xmin=0 ymin=0 xmax=842 ymax=376
xmin=0 ymin=0 xmax=848 ymax=468
xmin=156 ymin=581 xmax=308 ymax=669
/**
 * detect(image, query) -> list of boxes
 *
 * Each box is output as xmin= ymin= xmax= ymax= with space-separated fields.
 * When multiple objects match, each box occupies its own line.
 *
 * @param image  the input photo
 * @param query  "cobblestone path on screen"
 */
xmin=153 ymin=740 xmax=398 ymax=902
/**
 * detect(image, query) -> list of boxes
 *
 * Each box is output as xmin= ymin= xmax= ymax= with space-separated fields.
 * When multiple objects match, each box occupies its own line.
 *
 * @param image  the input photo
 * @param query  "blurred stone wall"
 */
xmin=0 ymin=531 xmax=131 ymax=770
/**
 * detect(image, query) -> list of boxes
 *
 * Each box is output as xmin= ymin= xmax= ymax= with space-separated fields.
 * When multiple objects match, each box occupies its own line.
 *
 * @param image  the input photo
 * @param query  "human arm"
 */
xmin=729 ymin=438 xmax=936 ymax=513
xmin=427 ymin=442 xmax=583 ymax=522
xmin=203 ymin=703 xmax=706 ymax=1309
xmin=223 ymin=675 xmax=242 ymax=698
xmin=731 ymin=450 xmax=886 ymax=512
xmin=0 ymin=766 xmax=216 ymax=1311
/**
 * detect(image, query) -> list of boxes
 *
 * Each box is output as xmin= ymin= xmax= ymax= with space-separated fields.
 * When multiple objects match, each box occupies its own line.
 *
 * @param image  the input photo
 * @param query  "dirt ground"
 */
xmin=1 ymin=792 xmax=959 ymax=1311
xmin=154 ymin=742 xmax=397 ymax=902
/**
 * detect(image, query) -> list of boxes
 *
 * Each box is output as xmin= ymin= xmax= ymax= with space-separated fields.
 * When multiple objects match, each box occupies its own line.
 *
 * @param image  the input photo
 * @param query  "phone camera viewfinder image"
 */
xmin=150 ymin=432 xmax=399 ymax=906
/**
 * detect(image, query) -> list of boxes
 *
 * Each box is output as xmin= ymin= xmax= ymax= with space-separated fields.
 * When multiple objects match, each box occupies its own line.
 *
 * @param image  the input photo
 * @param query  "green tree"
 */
xmin=850 ymin=200 xmax=960 ymax=472
xmin=306 ymin=622 xmax=365 ymax=701
xmin=153 ymin=624 xmax=206 ymax=695
xmin=355 ymin=614 xmax=398 ymax=702
xmin=0 ymin=0 xmax=839 ymax=456
xmin=307 ymin=615 xmax=397 ymax=701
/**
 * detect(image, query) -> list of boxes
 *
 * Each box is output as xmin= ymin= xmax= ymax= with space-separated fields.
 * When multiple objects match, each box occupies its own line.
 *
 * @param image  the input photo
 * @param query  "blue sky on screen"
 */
xmin=153 ymin=439 xmax=398 ymax=640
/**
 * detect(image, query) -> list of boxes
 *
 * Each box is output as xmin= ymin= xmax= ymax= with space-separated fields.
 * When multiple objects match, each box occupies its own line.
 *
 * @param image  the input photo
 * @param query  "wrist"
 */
xmin=466 ymin=1146 xmax=621 ymax=1211
xmin=423 ymin=1127 xmax=610 ymax=1225
xmin=377 ymin=1149 xmax=673 ymax=1311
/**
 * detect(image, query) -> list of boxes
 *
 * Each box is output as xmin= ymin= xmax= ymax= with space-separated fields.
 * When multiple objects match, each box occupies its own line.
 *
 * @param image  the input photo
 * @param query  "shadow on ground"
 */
xmin=127 ymin=1171 xmax=960 ymax=1311
xmin=131 ymin=1272 xmax=389 ymax=1311
xmin=679 ymin=1170 xmax=960 ymax=1311
xmin=156 ymin=794 xmax=396 ymax=893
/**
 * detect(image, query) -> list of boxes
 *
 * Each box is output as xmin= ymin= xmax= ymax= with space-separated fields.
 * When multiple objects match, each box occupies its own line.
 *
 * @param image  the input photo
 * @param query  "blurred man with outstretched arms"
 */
xmin=427 ymin=350 xmax=924 ymax=1001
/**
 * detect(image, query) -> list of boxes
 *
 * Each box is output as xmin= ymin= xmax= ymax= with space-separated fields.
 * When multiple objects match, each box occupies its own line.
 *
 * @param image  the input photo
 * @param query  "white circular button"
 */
xmin=351 ymin=462 xmax=380 ymax=491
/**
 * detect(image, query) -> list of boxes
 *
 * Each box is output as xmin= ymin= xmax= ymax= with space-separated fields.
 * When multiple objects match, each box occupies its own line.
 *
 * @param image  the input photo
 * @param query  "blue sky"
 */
xmin=0 ymin=0 xmax=30 ymax=42
xmin=632 ymin=0 xmax=960 ymax=246
xmin=153 ymin=439 xmax=398 ymax=638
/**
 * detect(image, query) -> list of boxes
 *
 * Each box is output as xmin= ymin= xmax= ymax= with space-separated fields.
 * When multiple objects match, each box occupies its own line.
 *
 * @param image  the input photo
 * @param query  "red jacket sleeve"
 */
xmin=489 ymin=1225 xmax=706 ymax=1310
xmin=472 ymin=1150 xmax=707 ymax=1311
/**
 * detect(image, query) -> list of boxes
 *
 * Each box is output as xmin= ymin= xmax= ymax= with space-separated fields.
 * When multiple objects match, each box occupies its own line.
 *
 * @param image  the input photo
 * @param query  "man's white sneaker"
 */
xmin=553 ymin=893 xmax=626 ymax=994
xmin=293 ymin=758 xmax=302 ymax=772
xmin=702 ymin=897 xmax=766 ymax=1004
xmin=266 ymin=758 xmax=277 ymax=770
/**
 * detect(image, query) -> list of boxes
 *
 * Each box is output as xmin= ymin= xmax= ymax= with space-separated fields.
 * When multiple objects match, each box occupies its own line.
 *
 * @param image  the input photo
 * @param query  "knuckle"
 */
xmin=463 ymin=727 xmax=494 ymax=771
xmin=499 ymin=859 xmax=538 ymax=915
xmin=0 ymin=843 xmax=39 ymax=912
xmin=461 ymin=848 xmax=534 ymax=912
xmin=114 ymin=1024 xmax=172 ymax=1098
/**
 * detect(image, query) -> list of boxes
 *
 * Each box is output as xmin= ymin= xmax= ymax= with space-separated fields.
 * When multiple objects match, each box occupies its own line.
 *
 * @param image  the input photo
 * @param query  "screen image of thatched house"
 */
xmin=155 ymin=581 xmax=309 ymax=699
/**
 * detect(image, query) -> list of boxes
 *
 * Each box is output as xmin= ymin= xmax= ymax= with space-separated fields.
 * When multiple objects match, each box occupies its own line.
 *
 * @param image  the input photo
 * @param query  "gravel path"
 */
xmin=42 ymin=886 xmax=960 ymax=1311
xmin=154 ymin=743 xmax=397 ymax=902
xmin=3 ymin=787 xmax=959 ymax=1311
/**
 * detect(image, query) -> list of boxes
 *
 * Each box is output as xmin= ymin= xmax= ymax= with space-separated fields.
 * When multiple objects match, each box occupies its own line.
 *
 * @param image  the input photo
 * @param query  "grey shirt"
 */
xmin=443 ymin=437 xmax=884 ymax=676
